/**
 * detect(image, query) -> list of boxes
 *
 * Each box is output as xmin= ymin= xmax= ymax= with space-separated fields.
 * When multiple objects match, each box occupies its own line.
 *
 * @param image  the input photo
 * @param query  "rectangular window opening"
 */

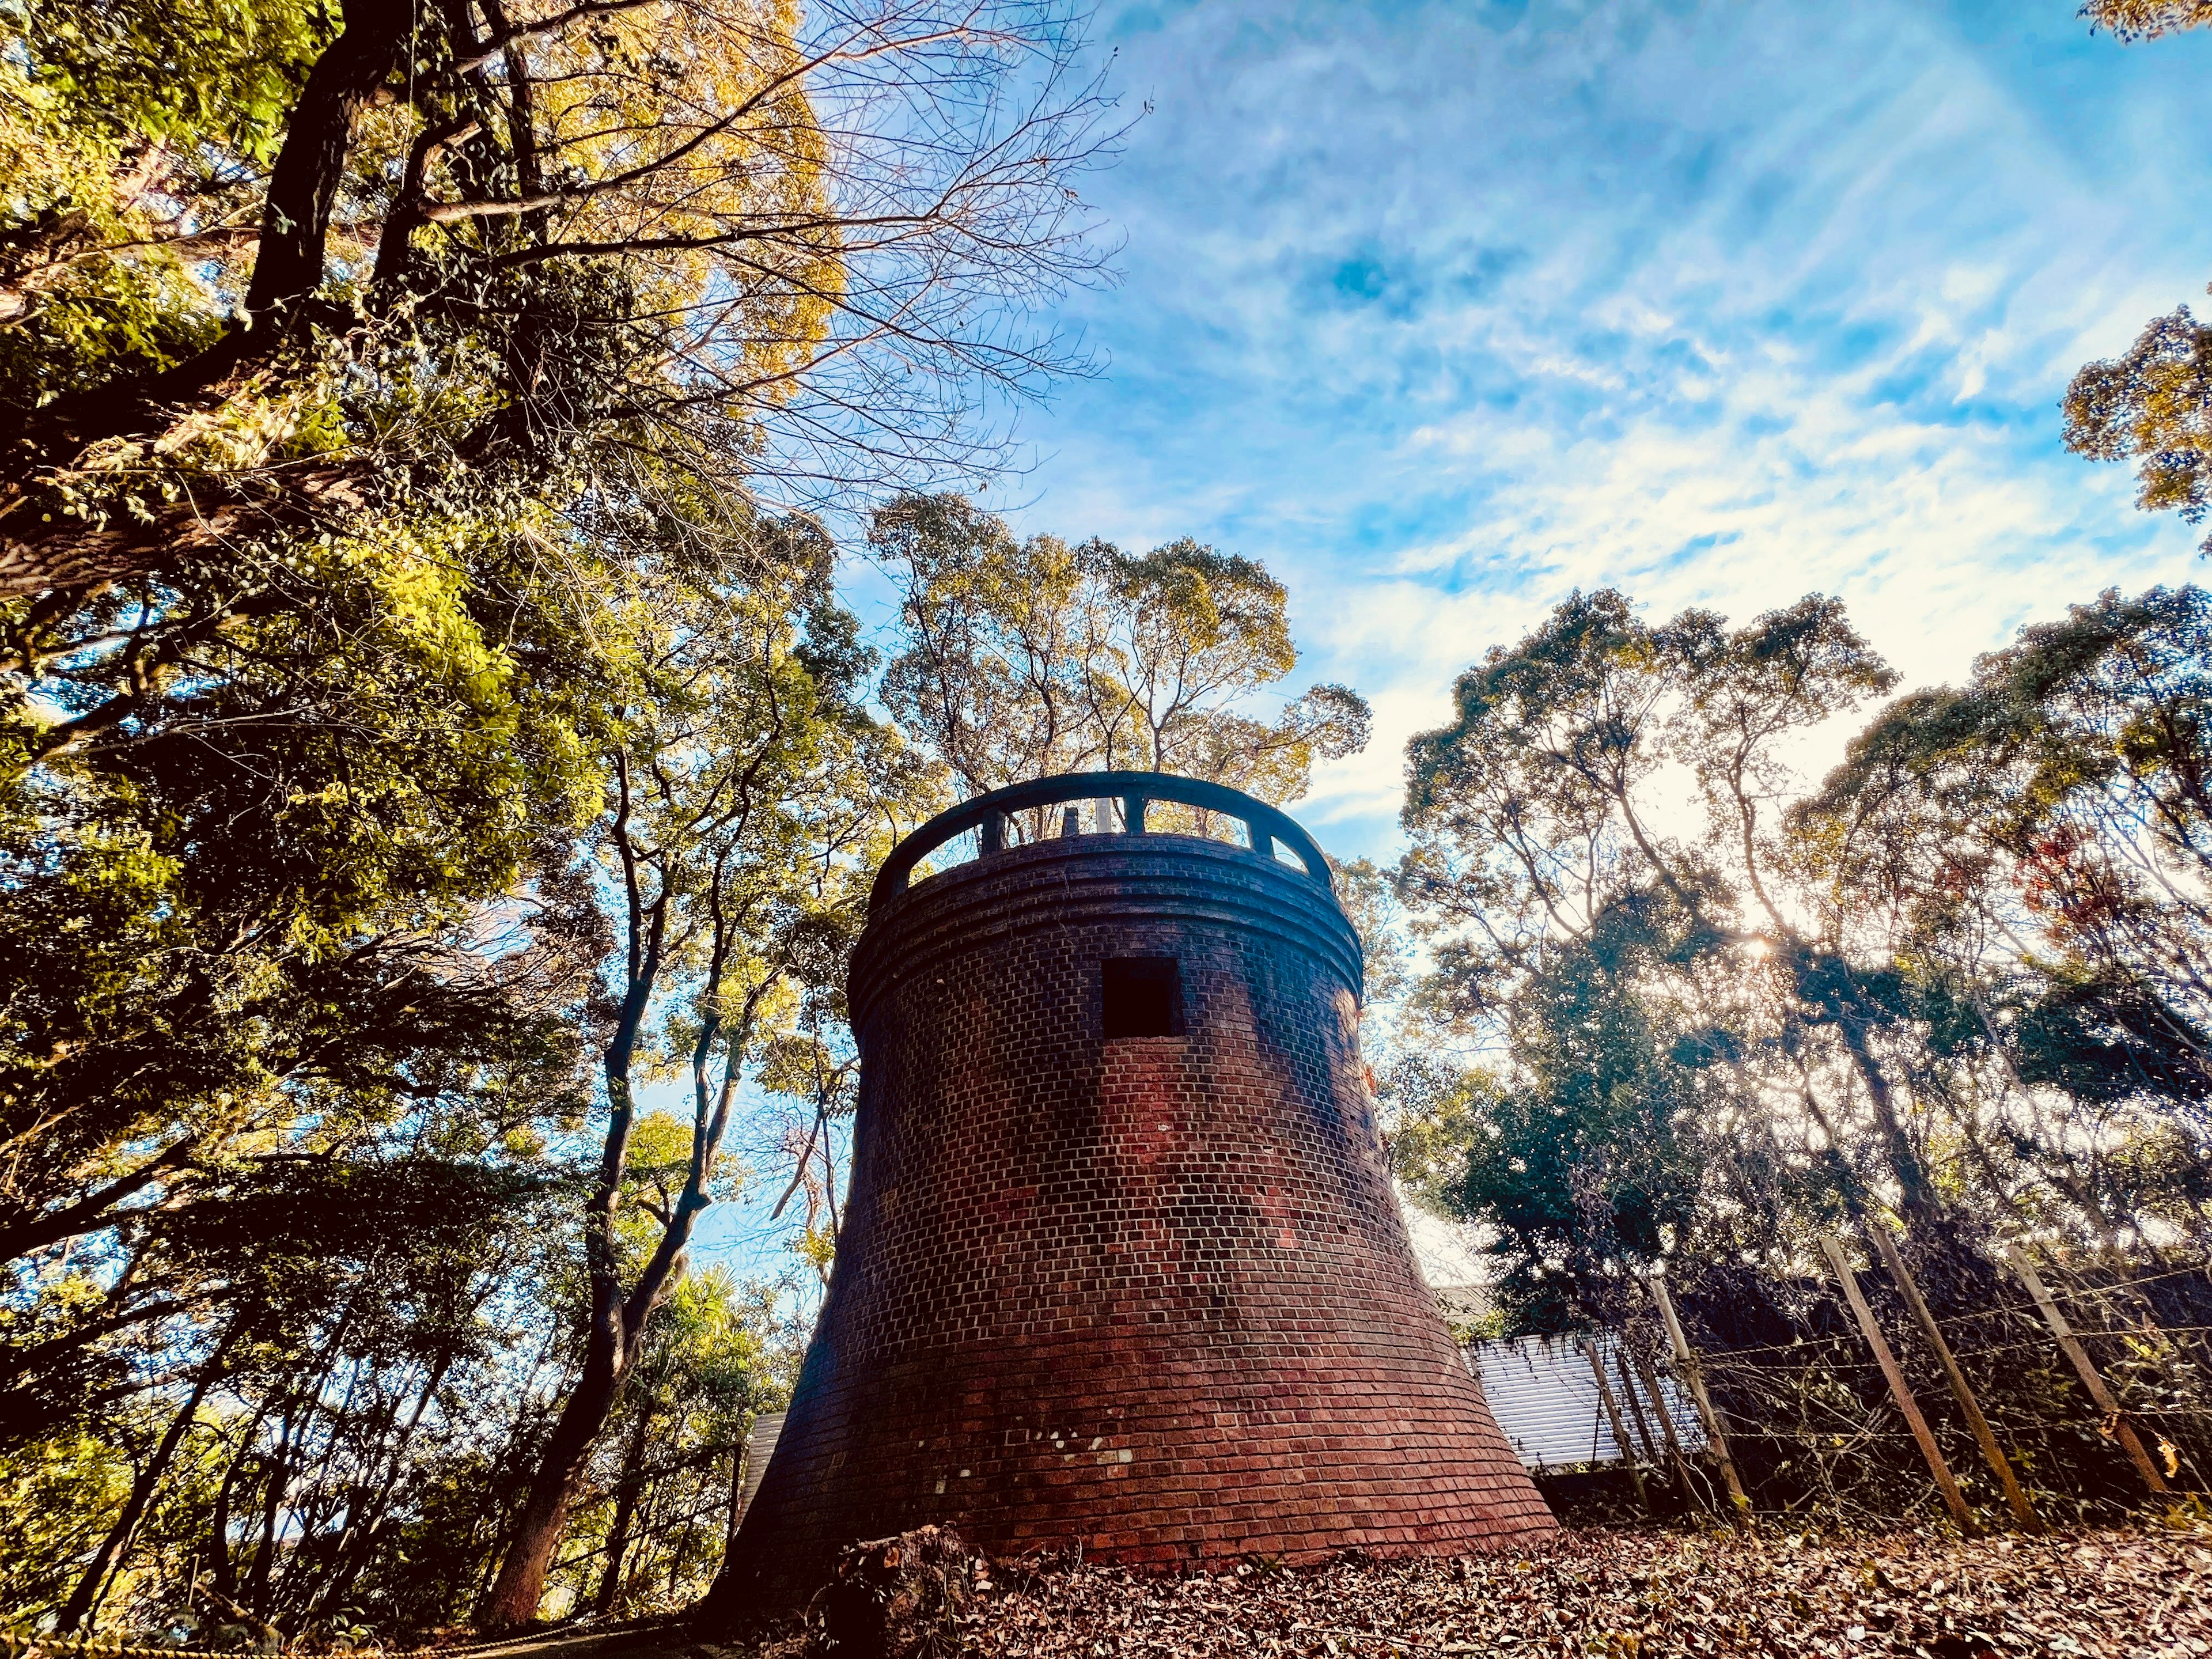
xmin=1103 ymin=957 xmax=1182 ymax=1039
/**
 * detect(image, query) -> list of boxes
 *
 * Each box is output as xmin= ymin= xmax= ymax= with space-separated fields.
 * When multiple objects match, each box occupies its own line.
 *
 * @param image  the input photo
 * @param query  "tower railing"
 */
xmin=869 ymin=770 xmax=1336 ymax=911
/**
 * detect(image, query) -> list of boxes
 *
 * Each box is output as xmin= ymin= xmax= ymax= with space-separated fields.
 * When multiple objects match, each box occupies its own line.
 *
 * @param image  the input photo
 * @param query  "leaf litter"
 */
xmin=682 ymin=1524 xmax=2212 ymax=1659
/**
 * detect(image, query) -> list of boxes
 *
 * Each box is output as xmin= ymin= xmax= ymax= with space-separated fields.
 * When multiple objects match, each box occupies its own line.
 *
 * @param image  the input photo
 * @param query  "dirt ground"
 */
xmin=571 ymin=1522 xmax=2212 ymax=1659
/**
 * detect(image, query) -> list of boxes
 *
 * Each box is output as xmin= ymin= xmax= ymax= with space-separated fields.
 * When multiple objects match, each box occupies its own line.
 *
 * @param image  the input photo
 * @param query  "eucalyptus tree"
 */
xmin=1794 ymin=584 xmax=2212 ymax=1249
xmin=1396 ymin=589 xmax=1915 ymax=1324
xmin=2065 ymin=298 xmax=2212 ymax=556
xmin=480 ymin=512 xmax=935 ymax=1626
xmin=5 ymin=1138 xmax=570 ymax=1634
xmin=873 ymin=491 xmax=1369 ymax=801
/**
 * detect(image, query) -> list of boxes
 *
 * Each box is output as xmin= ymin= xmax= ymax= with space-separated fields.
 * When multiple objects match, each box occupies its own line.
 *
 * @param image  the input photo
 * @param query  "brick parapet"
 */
xmin=718 ymin=830 xmax=1553 ymax=1607
xmin=850 ymin=835 xmax=1364 ymax=1024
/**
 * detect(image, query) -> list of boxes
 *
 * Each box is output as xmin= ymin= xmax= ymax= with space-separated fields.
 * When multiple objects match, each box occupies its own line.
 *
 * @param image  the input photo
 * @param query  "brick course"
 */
xmin=717 ymin=830 xmax=1554 ymax=1605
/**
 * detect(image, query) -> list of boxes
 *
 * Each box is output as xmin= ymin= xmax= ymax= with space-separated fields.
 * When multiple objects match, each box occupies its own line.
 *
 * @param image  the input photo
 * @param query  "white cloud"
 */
xmin=993 ymin=0 xmax=2212 ymax=855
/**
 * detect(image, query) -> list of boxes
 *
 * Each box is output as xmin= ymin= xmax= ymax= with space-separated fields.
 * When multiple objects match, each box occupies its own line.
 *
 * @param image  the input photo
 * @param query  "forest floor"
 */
xmin=579 ymin=1522 xmax=2212 ymax=1659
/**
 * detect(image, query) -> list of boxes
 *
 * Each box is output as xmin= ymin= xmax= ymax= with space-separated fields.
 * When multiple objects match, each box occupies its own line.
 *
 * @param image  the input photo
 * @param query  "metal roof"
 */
xmin=1465 ymin=1334 xmax=1705 ymax=1472
xmin=733 ymin=1410 xmax=786 ymax=1525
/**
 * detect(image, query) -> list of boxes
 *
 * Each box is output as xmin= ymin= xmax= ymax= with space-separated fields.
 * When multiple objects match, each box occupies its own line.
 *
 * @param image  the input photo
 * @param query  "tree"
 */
xmin=2062 ymin=1 xmax=2212 ymax=533
xmin=0 ymin=499 xmax=609 ymax=1435
xmin=873 ymin=491 xmax=1369 ymax=801
xmin=1397 ymin=589 xmax=1925 ymax=1324
xmin=1794 ymin=585 xmax=2212 ymax=1247
xmin=580 ymin=1268 xmax=772 ymax=1619
xmin=479 ymin=512 xmax=932 ymax=1626
xmin=2079 ymin=0 xmax=2212 ymax=39
xmin=1396 ymin=580 xmax=2212 ymax=1342
xmin=2063 ymin=298 xmax=2212 ymax=554
xmin=0 ymin=0 xmax=1118 ymax=603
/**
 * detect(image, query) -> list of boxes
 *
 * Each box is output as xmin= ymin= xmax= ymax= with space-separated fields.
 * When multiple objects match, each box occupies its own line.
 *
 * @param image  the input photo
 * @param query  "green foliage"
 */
xmin=2065 ymin=4 xmax=2212 ymax=531
xmin=2063 ymin=300 xmax=2212 ymax=554
xmin=0 ymin=0 xmax=1112 ymax=603
xmin=1380 ymin=1055 xmax=1497 ymax=1215
xmin=499 ymin=1267 xmax=791 ymax=1624
xmin=0 ymin=0 xmax=321 ymax=404
xmin=876 ymin=492 xmax=1368 ymax=802
xmin=6 ymin=0 xmax=326 ymax=160
xmin=1464 ymin=899 xmax=1711 ymax=1331
xmin=1398 ymin=580 xmax=2212 ymax=1347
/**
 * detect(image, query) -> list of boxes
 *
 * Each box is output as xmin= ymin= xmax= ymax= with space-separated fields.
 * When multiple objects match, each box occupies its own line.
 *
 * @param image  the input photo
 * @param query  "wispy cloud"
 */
xmin=996 ymin=0 xmax=2212 ymax=855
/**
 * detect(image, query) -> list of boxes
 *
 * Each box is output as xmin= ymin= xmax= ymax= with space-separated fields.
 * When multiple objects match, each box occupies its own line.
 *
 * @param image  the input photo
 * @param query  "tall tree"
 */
xmin=1397 ymin=589 xmax=1920 ymax=1324
xmin=479 ymin=512 xmax=931 ymax=1626
xmin=1794 ymin=584 xmax=2212 ymax=1247
xmin=0 ymin=0 xmax=1117 ymax=601
xmin=873 ymin=491 xmax=1369 ymax=801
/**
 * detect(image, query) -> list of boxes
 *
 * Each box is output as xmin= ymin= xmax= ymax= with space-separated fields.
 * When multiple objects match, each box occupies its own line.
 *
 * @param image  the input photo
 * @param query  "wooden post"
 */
xmin=1865 ymin=1223 xmax=2042 ymax=1532
xmin=1820 ymin=1234 xmax=1976 ymax=1532
xmin=1647 ymin=1273 xmax=1753 ymax=1523
xmin=1999 ymin=1239 xmax=2170 ymax=1496
xmin=1626 ymin=1341 xmax=1709 ymax=1515
xmin=1580 ymin=1336 xmax=1651 ymax=1514
xmin=1615 ymin=1349 xmax=1664 ymax=1468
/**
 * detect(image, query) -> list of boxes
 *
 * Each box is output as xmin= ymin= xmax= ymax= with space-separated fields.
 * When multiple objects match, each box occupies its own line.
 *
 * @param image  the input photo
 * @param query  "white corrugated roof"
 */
xmin=734 ymin=1410 xmax=786 ymax=1524
xmin=1466 ymin=1334 xmax=1706 ymax=1472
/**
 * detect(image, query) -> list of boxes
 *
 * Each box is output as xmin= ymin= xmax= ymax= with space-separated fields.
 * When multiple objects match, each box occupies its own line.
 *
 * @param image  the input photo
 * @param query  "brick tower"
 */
xmin=715 ymin=773 xmax=1552 ymax=1605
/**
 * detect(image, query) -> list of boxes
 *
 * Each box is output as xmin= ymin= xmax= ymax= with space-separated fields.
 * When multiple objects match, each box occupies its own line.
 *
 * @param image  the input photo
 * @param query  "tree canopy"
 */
xmin=874 ymin=491 xmax=1370 ymax=802
xmin=1390 ymin=582 xmax=2212 ymax=1342
xmin=0 ymin=0 xmax=1116 ymax=600
xmin=0 ymin=0 xmax=1107 ymax=1633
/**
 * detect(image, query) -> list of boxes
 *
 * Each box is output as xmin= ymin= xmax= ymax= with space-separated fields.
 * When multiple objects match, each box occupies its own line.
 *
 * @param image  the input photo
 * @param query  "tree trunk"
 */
xmin=57 ymin=1326 xmax=237 ymax=1632
xmin=314 ymin=1351 xmax=454 ymax=1618
xmin=1832 ymin=1000 xmax=1941 ymax=1227
xmin=478 ymin=1327 xmax=638 ymax=1627
xmin=594 ymin=1403 xmax=657 ymax=1615
xmin=207 ymin=1400 xmax=274 ymax=1604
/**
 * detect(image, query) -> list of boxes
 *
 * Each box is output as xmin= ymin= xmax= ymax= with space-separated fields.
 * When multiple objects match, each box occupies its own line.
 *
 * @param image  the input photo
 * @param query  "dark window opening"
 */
xmin=1103 ymin=957 xmax=1182 ymax=1039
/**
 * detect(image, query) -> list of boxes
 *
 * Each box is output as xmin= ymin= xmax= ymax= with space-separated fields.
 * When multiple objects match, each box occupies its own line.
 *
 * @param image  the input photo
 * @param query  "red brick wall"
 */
xmin=716 ymin=832 xmax=1553 ymax=1605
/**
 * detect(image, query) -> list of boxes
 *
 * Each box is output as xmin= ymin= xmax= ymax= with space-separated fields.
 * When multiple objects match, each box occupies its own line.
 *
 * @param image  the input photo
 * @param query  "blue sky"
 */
xmin=974 ymin=0 xmax=2212 ymax=861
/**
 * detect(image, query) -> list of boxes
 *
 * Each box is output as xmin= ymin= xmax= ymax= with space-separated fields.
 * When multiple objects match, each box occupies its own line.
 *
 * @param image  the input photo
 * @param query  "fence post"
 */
xmin=1999 ymin=1238 xmax=2171 ymax=1496
xmin=1646 ymin=1272 xmax=1753 ymax=1524
xmin=1580 ymin=1336 xmax=1652 ymax=1514
xmin=1626 ymin=1340 xmax=1710 ymax=1516
xmin=1865 ymin=1223 xmax=2042 ymax=1531
xmin=1615 ymin=1348 xmax=1666 ymax=1472
xmin=1820 ymin=1234 xmax=1977 ymax=1532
